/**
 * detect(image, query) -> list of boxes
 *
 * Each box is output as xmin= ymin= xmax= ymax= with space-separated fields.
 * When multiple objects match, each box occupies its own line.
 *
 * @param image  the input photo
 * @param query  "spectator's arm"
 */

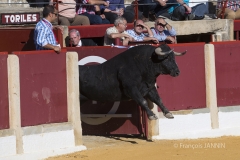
xmin=155 ymin=0 xmax=167 ymax=6
xmin=43 ymin=44 xmax=61 ymax=52
xmin=143 ymin=37 xmax=159 ymax=43
xmin=88 ymin=0 xmax=109 ymax=7
xmin=168 ymin=27 xmax=177 ymax=36
xmin=141 ymin=23 xmax=154 ymax=37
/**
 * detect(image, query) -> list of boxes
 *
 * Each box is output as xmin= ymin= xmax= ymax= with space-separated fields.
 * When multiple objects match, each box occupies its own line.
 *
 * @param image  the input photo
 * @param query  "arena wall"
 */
xmin=1 ymin=42 xmax=240 ymax=159
xmin=0 ymin=50 xmax=86 ymax=159
xmin=150 ymin=42 xmax=240 ymax=140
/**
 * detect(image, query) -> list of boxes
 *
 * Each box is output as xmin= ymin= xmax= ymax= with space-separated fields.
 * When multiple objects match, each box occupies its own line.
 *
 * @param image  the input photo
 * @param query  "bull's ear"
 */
xmin=174 ymin=50 xmax=187 ymax=56
xmin=155 ymin=48 xmax=174 ymax=56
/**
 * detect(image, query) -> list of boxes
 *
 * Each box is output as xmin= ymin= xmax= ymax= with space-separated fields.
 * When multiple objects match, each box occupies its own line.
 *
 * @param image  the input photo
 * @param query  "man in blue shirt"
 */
xmin=34 ymin=5 xmax=61 ymax=52
xmin=151 ymin=17 xmax=176 ymax=43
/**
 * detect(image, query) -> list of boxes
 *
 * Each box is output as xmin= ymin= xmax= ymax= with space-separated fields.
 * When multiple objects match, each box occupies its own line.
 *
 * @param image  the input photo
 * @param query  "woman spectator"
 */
xmin=101 ymin=0 xmax=135 ymax=24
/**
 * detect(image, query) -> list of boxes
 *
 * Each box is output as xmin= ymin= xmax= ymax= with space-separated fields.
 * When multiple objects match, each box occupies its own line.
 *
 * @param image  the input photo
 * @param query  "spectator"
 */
xmin=69 ymin=29 xmax=97 ymax=46
xmin=166 ymin=0 xmax=207 ymax=21
xmin=76 ymin=0 xmax=110 ymax=24
xmin=217 ymin=0 xmax=240 ymax=19
xmin=138 ymin=0 xmax=167 ymax=22
xmin=34 ymin=5 xmax=62 ymax=52
xmin=151 ymin=17 xmax=176 ymax=43
xmin=126 ymin=19 xmax=159 ymax=43
xmin=101 ymin=0 xmax=135 ymax=24
xmin=138 ymin=0 xmax=207 ymax=21
xmin=50 ymin=0 xmax=90 ymax=26
xmin=104 ymin=16 xmax=134 ymax=46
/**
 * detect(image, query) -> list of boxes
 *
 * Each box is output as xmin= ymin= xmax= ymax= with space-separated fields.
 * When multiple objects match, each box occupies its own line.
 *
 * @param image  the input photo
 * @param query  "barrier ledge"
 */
xmin=152 ymin=105 xmax=240 ymax=140
xmin=145 ymin=19 xmax=234 ymax=41
xmin=0 ymin=129 xmax=16 ymax=157
xmin=4 ymin=51 xmax=85 ymax=159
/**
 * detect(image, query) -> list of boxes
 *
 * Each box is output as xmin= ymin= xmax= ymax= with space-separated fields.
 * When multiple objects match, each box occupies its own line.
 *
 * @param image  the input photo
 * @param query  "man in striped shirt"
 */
xmin=34 ymin=5 xmax=61 ymax=52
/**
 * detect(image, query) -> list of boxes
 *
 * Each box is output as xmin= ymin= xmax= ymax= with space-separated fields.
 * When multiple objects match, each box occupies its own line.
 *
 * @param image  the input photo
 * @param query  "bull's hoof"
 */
xmin=164 ymin=112 xmax=174 ymax=119
xmin=148 ymin=114 xmax=158 ymax=120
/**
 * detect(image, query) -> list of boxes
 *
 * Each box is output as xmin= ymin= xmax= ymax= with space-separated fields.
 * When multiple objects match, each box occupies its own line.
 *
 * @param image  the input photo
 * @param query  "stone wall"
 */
xmin=0 ymin=0 xmax=29 ymax=7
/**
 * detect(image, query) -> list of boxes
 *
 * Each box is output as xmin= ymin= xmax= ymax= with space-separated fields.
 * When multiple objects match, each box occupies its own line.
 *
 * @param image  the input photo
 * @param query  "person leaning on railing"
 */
xmin=151 ymin=17 xmax=176 ymax=43
xmin=104 ymin=16 xmax=134 ymax=46
xmin=126 ymin=19 xmax=159 ymax=43
xmin=217 ymin=0 xmax=240 ymax=19
xmin=50 ymin=0 xmax=90 ymax=26
xmin=34 ymin=5 xmax=62 ymax=52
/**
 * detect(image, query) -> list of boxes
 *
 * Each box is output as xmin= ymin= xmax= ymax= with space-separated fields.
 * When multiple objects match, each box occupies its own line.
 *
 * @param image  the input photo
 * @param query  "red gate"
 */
xmin=66 ymin=46 xmax=146 ymax=136
xmin=13 ymin=50 xmax=68 ymax=127
xmin=0 ymin=52 xmax=9 ymax=130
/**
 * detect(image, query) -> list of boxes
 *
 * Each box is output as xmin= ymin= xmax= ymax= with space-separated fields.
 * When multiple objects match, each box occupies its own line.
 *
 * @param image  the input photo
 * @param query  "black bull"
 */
xmin=79 ymin=44 xmax=186 ymax=120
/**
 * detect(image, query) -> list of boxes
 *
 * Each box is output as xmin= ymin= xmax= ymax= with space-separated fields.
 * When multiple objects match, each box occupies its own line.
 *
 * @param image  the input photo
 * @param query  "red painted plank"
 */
xmin=157 ymin=43 xmax=206 ymax=111
xmin=211 ymin=41 xmax=240 ymax=107
xmin=0 ymin=52 xmax=9 ymax=129
xmin=13 ymin=50 xmax=68 ymax=127
xmin=65 ymin=46 xmax=143 ymax=135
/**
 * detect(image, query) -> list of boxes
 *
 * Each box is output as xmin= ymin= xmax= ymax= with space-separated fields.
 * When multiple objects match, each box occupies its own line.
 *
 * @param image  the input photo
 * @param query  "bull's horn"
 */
xmin=155 ymin=48 xmax=174 ymax=56
xmin=174 ymin=50 xmax=187 ymax=56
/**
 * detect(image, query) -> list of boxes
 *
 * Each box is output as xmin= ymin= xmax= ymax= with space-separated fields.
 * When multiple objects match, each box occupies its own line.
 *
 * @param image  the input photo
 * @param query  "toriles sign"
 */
xmin=1 ymin=12 xmax=40 ymax=25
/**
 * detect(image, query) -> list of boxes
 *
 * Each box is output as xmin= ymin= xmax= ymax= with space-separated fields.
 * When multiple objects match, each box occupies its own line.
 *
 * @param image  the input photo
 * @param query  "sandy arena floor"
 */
xmin=47 ymin=136 xmax=240 ymax=160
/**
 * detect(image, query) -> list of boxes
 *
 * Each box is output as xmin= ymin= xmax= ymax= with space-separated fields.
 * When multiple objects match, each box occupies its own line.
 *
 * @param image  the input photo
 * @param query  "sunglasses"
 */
xmin=157 ymin=23 xmax=166 ymax=27
xmin=136 ymin=24 xmax=144 ymax=29
xmin=52 ymin=12 xmax=58 ymax=16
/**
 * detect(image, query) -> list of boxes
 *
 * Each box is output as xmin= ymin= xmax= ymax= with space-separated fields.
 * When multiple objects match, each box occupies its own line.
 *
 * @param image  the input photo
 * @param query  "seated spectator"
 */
xmin=76 ymin=0 xmax=110 ymax=24
xmin=50 ymin=0 xmax=90 ymax=26
xmin=138 ymin=0 xmax=207 ymax=21
xmin=138 ymin=0 xmax=167 ymax=22
xmin=100 ymin=0 xmax=135 ymax=24
xmin=151 ymin=17 xmax=176 ymax=43
xmin=166 ymin=0 xmax=207 ymax=21
xmin=126 ymin=19 xmax=159 ymax=43
xmin=69 ymin=29 xmax=97 ymax=46
xmin=217 ymin=0 xmax=240 ymax=19
xmin=104 ymin=17 xmax=134 ymax=46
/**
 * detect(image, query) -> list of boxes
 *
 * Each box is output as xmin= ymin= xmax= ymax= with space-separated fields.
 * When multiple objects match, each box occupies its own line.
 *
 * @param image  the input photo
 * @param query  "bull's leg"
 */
xmin=146 ymin=87 xmax=174 ymax=119
xmin=124 ymin=87 xmax=158 ymax=120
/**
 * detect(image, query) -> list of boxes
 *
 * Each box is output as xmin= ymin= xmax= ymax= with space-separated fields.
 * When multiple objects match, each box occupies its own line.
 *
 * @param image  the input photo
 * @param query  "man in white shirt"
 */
xmin=69 ymin=29 xmax=97 ymax=47
xmin=104 ymin=17 xmax=134 ymax=46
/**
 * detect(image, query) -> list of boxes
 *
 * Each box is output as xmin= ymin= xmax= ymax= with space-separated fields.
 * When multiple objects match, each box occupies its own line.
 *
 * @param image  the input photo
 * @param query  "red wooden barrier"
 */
xmin=158 ymin=43 xmax=206 ymax=111
xmin=234 ymin=20 xmax=240 ymax=40
xmin=211 ymin=41 xmax=240 ymax=107
xmin=68 ymin=23 xmax=134 ymax=39
xmin=13 ymin=50 xmax=68 ymax=127
xmin=0 ymin=52 xmax=9 ymax=130
xmin=0 ymin=27 xmax=63 ymax=53
xmin=66 ymin=46 xmax=145 ymax=135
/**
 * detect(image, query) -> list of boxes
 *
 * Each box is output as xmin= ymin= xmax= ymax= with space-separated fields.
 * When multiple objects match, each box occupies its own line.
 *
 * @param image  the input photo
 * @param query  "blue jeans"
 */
xmin=81 ymin=12 xmax=110 ymax=25
xmin=138 ymin=0 xmax=177 ymax=18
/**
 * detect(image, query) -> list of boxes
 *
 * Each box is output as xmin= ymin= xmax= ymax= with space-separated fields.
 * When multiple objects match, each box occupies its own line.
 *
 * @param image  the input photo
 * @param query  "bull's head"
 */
xmin=154 ymin=44 xmax=186 ymax=77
